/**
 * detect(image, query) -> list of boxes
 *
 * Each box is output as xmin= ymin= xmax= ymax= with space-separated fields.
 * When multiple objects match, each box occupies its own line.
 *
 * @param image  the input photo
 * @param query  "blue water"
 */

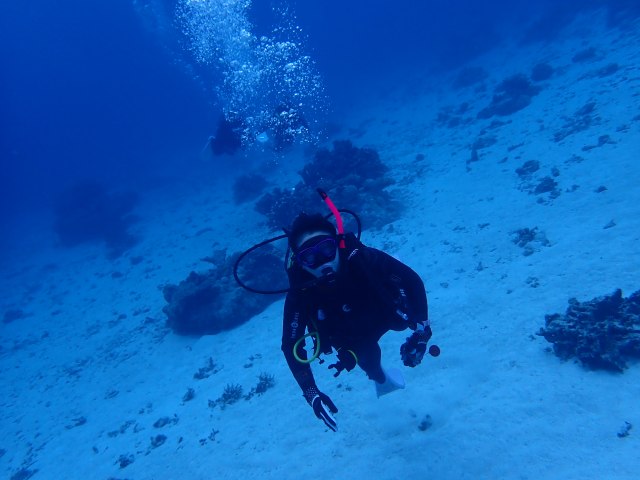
xmin=1 ymin=0 xmax=632 ymax=230
xmin=0 ymin=0 xmax=640 ymax=479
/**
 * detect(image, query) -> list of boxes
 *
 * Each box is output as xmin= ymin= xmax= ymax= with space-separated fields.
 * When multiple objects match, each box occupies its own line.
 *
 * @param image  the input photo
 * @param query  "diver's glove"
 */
xmin=328 ymin=349 xmax=358 ymax=377
xmin=400 ymin=325 xmax=432 ymax=367
xmin=303 ymin=386 xmax=338 ymax=432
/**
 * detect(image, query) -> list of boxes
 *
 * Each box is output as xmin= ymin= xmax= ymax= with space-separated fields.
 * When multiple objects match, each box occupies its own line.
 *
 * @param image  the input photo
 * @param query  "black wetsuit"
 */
xmin=281 ymin=233 xmax=428 ymax=389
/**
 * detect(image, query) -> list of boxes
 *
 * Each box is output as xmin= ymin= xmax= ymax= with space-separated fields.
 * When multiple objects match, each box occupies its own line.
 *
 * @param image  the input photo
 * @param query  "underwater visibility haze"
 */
xmin=1 ymin=0 xmax=639 ymax=479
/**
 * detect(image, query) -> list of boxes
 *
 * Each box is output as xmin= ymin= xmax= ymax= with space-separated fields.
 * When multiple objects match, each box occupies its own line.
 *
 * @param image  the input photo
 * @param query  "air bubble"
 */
xmin=177 ymin=0 xmax=327 ymax=148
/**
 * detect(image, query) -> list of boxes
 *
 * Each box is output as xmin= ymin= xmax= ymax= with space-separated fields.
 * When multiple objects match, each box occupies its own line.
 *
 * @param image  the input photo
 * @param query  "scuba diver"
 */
xmin=234 ymin=190 xmax=438 ymax=432
xmin=205 ymin=115 xmax=244 ymax=156
xmin=204 ymin=104 xmax=308 ymax=156
xmin=270 ymin=102 xmax=308 ymax=152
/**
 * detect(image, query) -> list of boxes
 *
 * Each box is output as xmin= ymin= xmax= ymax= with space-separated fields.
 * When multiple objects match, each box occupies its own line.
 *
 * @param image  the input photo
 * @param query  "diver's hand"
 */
xmin=328 ymin=349 xmax=357 ymax=377
xmin=303 ymin=386 xmax=338 ymax=432
xmin=401 ymin=326 xmax=432 ymax=367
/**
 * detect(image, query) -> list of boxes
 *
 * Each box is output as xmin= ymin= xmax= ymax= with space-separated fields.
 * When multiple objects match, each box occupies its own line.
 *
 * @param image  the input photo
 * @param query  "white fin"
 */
xmin=375 ymin=367 xmax=406 ymax=398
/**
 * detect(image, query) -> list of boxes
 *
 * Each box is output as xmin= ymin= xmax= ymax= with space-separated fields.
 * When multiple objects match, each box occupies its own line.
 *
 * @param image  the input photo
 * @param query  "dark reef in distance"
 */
xmin=53 ymin=180 xmax=139 ymax=258
xmin=539 ymin=289 xmax=640 ymax=372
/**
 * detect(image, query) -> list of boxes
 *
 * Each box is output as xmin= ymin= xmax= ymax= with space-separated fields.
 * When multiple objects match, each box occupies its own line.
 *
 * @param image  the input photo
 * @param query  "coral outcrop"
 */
xmin=539 ymin=289 xmax=640 ymax=372
xmin=255 ymin=140 xmax=401 ymax=230
xmin=163 ymin=248 xmax=283 ymax=335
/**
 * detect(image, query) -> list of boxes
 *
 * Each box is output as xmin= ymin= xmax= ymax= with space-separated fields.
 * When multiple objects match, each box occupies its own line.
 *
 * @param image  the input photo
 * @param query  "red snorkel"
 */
xmin=317 ymin=188 xmax=346 ymax=248
xmin=234 ymin=190 xmax=361 ymax=294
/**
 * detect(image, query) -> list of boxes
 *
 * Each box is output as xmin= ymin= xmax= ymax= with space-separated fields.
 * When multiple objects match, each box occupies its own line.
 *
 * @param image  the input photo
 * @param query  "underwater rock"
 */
xmin=163 ymin=247 xmax=283 ymax=335
xmin=531 ymin=62 xmax=554 ymax=82
xmin=553 ymin=102 xmax=598 ymax=142
xmin=511 ymin=227 xmax=550 ymax=256
xmin=538 ymin=289 xmax=640 ymax=372
xmin=478 ymin=74 xmax=541 ymax=119
xmin=582 ymin=134 xmax=615 ymax=152
xmin=3 ymin=308 xmax=27 ymax=324
xmin=153 ymin=416 xmax=178 ymax=429
xmin=516 ymin=160 xmax=540 ymax=178
xmin=117 ymin=454 xmax=134 ymax=469
xmin=595 ymin=63 xmax=619 ymax=78
xmin=516 ymin=161 xmax=561 ymax=202
xmin=533 ymin=176 xmax=559 ymax=195
xmin=617 ymin=421 xmax=632 ymax=438
xmin=150 ymin=434 xmax=167 ymax=449
xmin=572 ymin=47 xmax=598 ymax=63
xmin=9 ymin=468 xmax=38 ymax=480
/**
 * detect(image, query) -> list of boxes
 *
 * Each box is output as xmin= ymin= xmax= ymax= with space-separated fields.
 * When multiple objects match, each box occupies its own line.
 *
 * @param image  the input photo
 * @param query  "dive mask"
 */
xmin=295 ymin=235 xmax=337 ymax=269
